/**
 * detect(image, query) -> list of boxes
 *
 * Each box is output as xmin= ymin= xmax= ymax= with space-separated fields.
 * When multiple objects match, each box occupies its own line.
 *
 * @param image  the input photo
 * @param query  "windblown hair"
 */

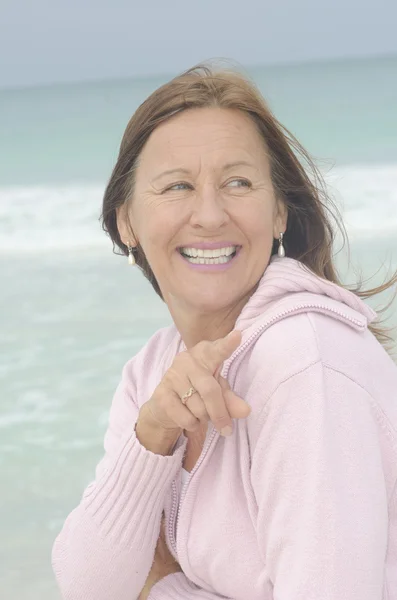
xmin=100 ymin=62 xmax=397 ymax=355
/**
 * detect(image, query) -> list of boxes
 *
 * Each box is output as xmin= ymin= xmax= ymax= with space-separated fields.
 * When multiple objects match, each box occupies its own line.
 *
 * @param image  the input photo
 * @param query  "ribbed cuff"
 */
xmin=81 ymin=428 xmax=187 ymax=548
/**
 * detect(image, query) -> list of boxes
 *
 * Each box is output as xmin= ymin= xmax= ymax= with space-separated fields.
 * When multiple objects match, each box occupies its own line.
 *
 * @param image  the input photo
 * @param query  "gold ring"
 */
xmin=181 ymin=386 xmax=197 ymax=405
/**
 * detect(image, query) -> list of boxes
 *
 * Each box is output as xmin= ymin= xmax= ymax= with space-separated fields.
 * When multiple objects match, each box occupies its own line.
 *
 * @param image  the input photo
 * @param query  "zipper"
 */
xmin=167 ymin=301 xmax=365 ymax=556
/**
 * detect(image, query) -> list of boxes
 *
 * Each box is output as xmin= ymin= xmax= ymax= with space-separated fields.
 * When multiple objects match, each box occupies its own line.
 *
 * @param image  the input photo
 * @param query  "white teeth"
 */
xmin=182 ymin=255 xmax=233 ymax=265
xmin=181 ymin=245 xmax=237 ymax=258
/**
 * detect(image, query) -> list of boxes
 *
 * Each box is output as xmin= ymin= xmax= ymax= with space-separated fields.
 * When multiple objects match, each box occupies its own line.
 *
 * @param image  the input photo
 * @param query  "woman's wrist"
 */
xmin=135 ymin=410 xmax=181 ymax=456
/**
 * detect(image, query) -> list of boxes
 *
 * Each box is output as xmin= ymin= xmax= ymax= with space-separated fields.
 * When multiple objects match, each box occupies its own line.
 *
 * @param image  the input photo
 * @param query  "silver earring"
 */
xmin=278 ymin=232 xmax=285 ymax=258
xmin=127 ymin=243 xmax=136 ymax=266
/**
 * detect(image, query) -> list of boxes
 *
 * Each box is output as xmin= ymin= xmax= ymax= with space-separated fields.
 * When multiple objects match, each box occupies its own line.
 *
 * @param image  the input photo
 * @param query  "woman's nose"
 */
xmin=189 ymin=186 xmax=229 ymax=230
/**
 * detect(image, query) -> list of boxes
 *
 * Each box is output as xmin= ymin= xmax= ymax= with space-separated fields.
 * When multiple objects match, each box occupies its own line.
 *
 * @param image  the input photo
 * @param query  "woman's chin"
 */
xmin=180 ymin=288 xmax=247 ymax=316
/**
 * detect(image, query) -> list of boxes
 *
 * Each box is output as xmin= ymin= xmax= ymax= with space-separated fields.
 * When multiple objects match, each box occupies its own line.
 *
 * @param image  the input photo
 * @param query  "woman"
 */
xmin=52 ymin=64 xmax=397 ymax=600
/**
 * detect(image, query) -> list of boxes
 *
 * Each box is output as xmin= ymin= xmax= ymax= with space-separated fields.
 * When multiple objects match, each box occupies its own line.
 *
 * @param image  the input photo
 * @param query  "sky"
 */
xmin=1 ymin=0 xmax=397 ymax=89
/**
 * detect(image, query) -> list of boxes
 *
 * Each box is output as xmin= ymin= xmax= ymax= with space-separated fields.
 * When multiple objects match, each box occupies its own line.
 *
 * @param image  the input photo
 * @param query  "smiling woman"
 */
xmin=51 ymin=63 xmax=397 ymax=600
xmin=114 ymin=106 xmax=287 ymax=344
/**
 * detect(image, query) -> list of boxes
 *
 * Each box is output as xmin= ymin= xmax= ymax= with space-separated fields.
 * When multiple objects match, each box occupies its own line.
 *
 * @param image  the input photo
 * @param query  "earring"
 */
xmin=278 ymin=232 xmax=285 ymax=258
xmin=127 ymin=243 xmax=136 ymax=266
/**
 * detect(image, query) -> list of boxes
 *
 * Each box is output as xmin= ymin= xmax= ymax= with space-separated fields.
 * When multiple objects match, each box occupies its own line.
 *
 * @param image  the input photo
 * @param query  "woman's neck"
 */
xmin=168 ymin=301 xmax=245 ymax=349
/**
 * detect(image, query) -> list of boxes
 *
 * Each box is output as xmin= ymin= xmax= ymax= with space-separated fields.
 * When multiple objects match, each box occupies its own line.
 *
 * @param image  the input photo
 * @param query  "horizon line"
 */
xmin=1 ymin=50 xmax=396 ymax=94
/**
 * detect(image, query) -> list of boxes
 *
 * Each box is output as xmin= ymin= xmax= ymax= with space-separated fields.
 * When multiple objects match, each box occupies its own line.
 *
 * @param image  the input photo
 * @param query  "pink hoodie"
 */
xmin=52 ymin=257 xmax=397 ymax=600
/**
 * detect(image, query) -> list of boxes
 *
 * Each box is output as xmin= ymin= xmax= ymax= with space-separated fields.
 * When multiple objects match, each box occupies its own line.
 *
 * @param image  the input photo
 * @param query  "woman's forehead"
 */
xmin=138 ymin=108 xmax=268 ymax=173
xmin=149 ymin=107 xmax=261 ymax=143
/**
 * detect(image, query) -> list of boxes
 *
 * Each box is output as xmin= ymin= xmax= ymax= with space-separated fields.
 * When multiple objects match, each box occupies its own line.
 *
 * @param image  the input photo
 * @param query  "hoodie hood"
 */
xmin=235 ymin=256 xmax=377 ymax=334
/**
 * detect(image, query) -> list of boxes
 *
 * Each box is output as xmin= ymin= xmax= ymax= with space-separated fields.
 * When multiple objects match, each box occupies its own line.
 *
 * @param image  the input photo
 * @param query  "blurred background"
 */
xmin=1 ymin=0 xmax=397 ymax=598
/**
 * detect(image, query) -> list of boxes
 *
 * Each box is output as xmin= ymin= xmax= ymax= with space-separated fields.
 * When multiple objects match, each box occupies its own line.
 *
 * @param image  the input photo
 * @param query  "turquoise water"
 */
xmin=1 ymin=55 xmax=397 ymax=599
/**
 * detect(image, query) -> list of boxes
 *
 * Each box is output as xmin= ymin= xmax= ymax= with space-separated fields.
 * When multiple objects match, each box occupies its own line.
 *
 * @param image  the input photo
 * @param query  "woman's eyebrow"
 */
xmin=151 ymin=168 xmax=191 ymax=183
xmin=222 ymin=160 xmax=255 ymax=171
xmin=151 ymin=161 xmax=254 ymax=183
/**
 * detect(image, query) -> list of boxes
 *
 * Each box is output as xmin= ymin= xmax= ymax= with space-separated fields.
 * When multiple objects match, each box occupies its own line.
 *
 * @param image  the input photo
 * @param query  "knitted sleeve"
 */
xmin=250 ymin=361 xmax=388 ymax=599
xmin=51 ymin=352 xmax=188 ymax=600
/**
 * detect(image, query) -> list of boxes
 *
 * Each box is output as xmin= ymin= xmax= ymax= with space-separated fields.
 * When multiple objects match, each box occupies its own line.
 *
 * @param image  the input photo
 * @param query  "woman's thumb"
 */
xmin=218 ymin=375 xmax=231 ymax=390
xmin=220 ymin=381 xmax=251 ymax=418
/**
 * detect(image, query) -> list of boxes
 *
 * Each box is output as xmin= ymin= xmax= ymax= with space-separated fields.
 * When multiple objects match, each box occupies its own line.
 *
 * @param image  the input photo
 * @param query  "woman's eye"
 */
xmin=166 ymin=182 xmax=191 ymax=191
xmin=226 ymin=179 xmax=251 ymax=188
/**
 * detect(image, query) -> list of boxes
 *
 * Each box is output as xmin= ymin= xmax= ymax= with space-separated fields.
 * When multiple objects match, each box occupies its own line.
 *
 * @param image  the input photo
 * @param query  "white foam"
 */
xmin=0 ymin=183 xmax=109 ymax=252
xmin=0 ymin=163 xmax=396 ymax=253
xmin=323 ymin=163 xmax=397 ymax=241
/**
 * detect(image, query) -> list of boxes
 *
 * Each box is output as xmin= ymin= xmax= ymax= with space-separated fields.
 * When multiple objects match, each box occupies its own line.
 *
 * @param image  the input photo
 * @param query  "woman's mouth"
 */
xmin=178 ymin=245 xmax=239 ymax=265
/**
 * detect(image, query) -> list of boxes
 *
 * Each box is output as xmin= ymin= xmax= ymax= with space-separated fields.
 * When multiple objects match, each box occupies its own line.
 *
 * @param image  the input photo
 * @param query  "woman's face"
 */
xmin=118 ymin=107 xmax=287 ymax=315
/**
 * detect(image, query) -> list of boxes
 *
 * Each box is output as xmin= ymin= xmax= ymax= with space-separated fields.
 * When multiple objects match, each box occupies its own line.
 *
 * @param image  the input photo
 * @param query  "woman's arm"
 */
xmin=51 ymin=360 xmax=188 ymax=600
xmin=139 ymin=517 xmax=233 ymax=600
xmin=147 ymin=574 xmax=233 ymax=600
xmin=143 ymin=363 xmax=388 ymax=600
xmin=251 ymin=361 xmax=388 ymax=599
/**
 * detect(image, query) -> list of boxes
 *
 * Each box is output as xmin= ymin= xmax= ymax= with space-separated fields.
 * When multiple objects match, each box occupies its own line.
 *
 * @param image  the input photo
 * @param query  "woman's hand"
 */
xmin=139 ymin=330 xmax=251 ymax=439
xmin=138 ymin=516 xmax=182 ymax=600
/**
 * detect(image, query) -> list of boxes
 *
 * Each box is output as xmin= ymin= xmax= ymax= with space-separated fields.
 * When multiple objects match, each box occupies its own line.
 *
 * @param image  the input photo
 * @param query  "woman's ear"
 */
xmin=273 ymin=199 xmax=288 ymax=238
xmin=116 ymin=203 xmax=137 ymax=247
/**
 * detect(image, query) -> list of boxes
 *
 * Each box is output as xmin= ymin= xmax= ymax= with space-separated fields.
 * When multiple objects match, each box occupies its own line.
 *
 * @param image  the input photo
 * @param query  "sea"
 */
xmin=1 ymin=54 xmax=397 ymax=599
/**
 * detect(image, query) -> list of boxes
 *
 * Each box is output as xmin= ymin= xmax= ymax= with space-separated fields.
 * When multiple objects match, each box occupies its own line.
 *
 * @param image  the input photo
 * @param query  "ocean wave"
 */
xmin=0 ymin=184 xmax=109 ymax=252
xmin=0 ymin=163 xmax=396 ymax=252
xmin=325 ymin=163 xmax=397 ymax=241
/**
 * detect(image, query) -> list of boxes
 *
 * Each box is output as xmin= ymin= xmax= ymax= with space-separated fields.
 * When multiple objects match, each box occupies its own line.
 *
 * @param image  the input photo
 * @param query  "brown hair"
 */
xmin=100 ymin=62 xmax=397 ymax=354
